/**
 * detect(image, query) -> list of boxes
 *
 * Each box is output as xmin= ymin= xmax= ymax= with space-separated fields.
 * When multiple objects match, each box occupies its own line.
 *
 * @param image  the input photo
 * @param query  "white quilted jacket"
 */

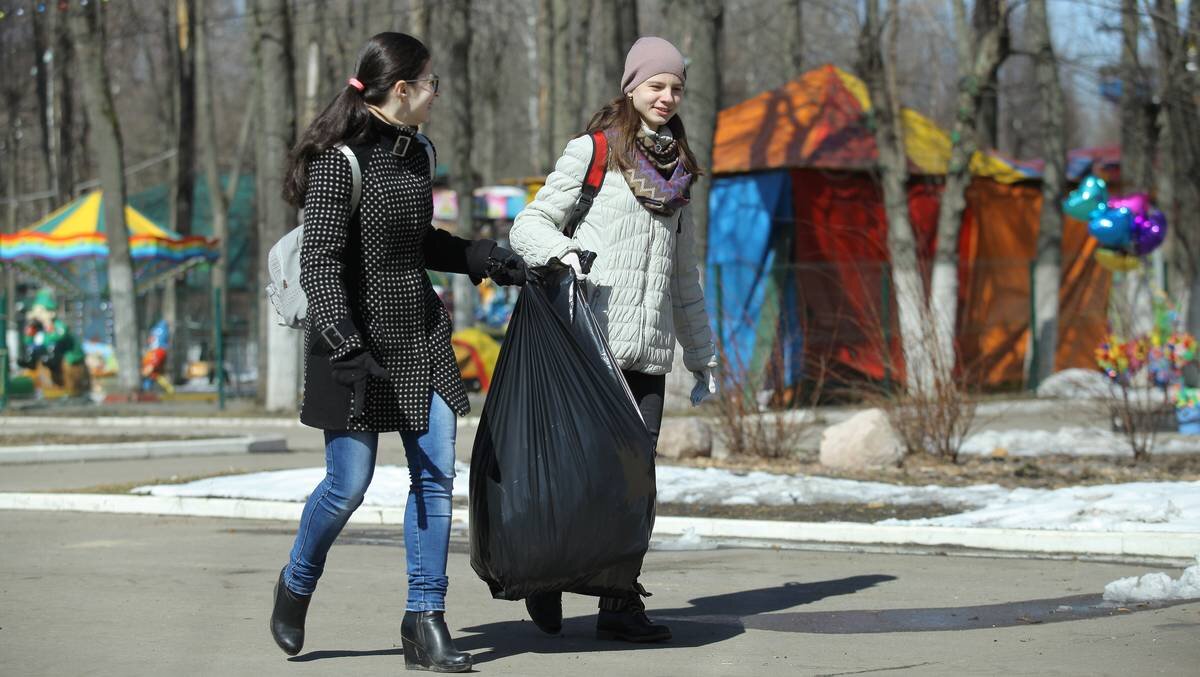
xmin=510 ymin=134 xmax=716 ymax=375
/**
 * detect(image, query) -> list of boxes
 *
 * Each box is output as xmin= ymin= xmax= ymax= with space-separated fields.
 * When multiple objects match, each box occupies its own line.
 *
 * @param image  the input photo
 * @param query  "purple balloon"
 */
xmin=1132 ymin=208 xmax=1168 ymax=255
xmin=1108 ymin=193 xmax=1151 ymax=216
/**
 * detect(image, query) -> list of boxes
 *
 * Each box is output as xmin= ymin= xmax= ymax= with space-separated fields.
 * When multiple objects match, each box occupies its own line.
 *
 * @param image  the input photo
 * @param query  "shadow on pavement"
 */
xmin=454 ymin=575 xmax=896 ymax=665
xmin=289 ymin=647 xmax=405 ymax=662
xmin=737 ymin=593 xmax=1192 ymax=634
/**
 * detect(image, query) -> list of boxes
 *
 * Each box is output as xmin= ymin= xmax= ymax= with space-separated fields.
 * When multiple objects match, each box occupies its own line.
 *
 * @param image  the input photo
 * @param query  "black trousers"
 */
xmin=620 ymin=369 xmax=666 ymax=452
xmin=597 ymin=369 xmax=666 ymax=611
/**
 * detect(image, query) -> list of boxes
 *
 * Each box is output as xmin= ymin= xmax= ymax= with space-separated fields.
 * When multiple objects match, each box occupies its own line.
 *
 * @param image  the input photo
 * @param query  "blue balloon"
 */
xmin=1088 ymin=206 xmax=1134 ymax=250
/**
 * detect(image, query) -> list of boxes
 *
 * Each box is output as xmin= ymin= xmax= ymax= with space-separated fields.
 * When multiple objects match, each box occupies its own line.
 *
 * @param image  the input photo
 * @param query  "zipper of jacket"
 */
xmin=635 ymin=216 xmax=656 ymax=370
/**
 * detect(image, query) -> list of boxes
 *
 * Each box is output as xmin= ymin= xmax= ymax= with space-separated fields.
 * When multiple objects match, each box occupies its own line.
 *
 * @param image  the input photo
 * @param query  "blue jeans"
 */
xmin=284 ymin=393 xmax=457 ymax=612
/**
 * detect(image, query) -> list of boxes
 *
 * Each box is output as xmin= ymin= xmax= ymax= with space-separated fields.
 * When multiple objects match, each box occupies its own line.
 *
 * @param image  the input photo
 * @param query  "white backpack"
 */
xmin=265 ymin=136 xmax=435 ymax=329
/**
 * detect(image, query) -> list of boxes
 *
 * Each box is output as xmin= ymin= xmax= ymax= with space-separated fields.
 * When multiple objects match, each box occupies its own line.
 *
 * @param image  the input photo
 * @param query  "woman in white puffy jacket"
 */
xmin=508 ymin=36 xmax=718 ymax=644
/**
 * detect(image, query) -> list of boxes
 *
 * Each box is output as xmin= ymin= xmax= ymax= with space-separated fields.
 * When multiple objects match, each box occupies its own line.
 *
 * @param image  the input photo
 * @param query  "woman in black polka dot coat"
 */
xmin=269 ymin=33 xmax=522 ymax=673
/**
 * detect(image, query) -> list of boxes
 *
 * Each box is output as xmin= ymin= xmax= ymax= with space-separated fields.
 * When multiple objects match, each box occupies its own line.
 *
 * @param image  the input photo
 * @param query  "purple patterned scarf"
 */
xmin=607 ymin=128 xmax=692 ymax=216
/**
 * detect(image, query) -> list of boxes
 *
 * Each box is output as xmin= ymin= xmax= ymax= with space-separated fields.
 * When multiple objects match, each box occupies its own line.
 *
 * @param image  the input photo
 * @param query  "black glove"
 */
xmin=331 ymin=351 xmax=390 ymax=418
xmin=486 ymin=245 xmax=527 ymax=286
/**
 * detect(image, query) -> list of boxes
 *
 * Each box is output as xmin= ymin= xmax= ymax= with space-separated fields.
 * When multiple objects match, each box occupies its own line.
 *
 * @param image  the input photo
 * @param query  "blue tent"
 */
xmin=705 ymin=171 xmax=801 ymax=397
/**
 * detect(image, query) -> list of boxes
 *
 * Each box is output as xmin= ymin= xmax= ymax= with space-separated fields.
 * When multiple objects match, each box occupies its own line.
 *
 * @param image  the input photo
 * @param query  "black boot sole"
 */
xmin=401 ymin=636 xmax=473 ymax=673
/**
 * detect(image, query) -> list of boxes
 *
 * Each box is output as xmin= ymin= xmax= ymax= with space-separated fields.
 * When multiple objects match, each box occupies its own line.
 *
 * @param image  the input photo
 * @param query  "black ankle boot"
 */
xmin=270 ymin=568 xmax=311 ymax=656
xmin=401 ymin=611 xmax=472 ymax=673
xmin=524 ymin=591 xmax=563 ymax=634
xmin=596 ymin=596 xmax=671 ymax=643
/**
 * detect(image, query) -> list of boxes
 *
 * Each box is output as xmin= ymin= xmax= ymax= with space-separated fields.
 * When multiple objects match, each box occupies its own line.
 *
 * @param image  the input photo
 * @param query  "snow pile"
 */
xmin=883 ymin=481 xmax=1200 ymax=532
xmin=960 ymin=427 xmax=1200 ymax=456
xmin=134 ymin=465 xmax=1200 ymax=533
xmin=1103 ymin=556 xmax=1200 ymax=603
xmin=652 ymin=465 xmax=1004 ymax=508
xmin=653 ymin=527 xmax=718 ymax=551
xmin=1036 ymin=369 xmax=1115 ymax=400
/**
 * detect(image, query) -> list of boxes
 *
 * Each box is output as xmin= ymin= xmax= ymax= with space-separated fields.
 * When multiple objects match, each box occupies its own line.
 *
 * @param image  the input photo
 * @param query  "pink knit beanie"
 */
xmin=621 ymin=37 xmax=686 ymax=94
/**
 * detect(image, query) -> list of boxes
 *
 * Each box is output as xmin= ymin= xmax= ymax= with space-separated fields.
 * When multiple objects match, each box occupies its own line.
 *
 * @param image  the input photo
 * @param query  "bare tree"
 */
xmin=665 ymin=0 xmax=723 ymax=261
xmin=443 ymin=0 xmax=477 ymax=330
xmin=70 ymin=1 xmax=140 ymax=393
xmin=1150 ymin=0 xmax=1200 ymax=385
xmin=927 ymin=0 xmax=1009 ymax=391
xmin=551 ymin=0 xmax=577 ymax=153
xmin=603 ymin=0 xmax=639 ymax=86
xmin=252 ymin=0 xmax=301 ymax=410
xmin=32 ymin=10 xmax=61 ymax=208
xmin=197 ymin=0 xmax=256 ymax=340
xmin=787 ymin=0 xmax=804 ymax=75
xmin=1027 ymin=0 xmax=1067 ymax=386
xmin=163 ymin=0 xmax=198 ymax=383
xmin=537 ymin=0 xmax=556 ymax=171
xmin=857 ymin=0 xmax=934 ymax=395
xmin=1119 ymin=0 xmax=1155 ymax=193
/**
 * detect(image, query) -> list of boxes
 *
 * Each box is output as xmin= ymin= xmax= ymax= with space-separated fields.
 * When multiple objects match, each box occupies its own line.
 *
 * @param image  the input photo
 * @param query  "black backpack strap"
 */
xmin=561 ymin=130 xmax=608 ymax=239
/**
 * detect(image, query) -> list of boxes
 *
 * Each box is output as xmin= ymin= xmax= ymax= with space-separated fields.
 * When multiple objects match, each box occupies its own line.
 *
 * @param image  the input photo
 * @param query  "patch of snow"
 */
xmin=652 ymin=527 xmax=718 ymax=551
xmin=960 ymin=427 xmax=1200 ymax=457
xmin=1103 ymin=556 xmax=1200 ymax=602
xmin=882 ymin=481 xmax=1200 ymax=532
xmin=1036 ymin=369 xmax=1115 ymax=400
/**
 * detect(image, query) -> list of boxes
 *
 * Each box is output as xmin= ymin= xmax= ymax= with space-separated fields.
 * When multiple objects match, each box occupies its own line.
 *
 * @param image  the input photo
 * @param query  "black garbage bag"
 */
xmin=469 ymin=261 xmax=656 ymax=601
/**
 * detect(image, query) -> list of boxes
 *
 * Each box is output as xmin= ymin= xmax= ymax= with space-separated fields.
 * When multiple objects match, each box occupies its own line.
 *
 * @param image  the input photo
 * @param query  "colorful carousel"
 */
xmin=0 ymin=190 xmax=218 ymax=298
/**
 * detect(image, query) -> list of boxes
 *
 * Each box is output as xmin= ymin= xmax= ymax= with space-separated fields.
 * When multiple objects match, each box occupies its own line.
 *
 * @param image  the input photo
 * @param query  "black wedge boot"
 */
xmin=270 ymin=568 xmax=311 ymax=656
xmin=524 ymin=591 xmax=563 ymax=634
xmin=401 ymin=611 xmax=472 ymax=673
xmin=596 ymin=595 xmax=671 ymax=643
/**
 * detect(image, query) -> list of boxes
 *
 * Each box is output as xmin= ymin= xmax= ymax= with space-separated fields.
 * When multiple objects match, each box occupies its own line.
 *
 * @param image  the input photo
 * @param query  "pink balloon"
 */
xmin=1107 ymin=193 xmax=1151 ymax=217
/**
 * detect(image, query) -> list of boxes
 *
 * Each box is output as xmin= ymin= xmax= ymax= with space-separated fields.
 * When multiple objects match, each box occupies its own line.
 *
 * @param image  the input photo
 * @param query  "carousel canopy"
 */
xmin=0 ymin=191 xmax=218 ymax=296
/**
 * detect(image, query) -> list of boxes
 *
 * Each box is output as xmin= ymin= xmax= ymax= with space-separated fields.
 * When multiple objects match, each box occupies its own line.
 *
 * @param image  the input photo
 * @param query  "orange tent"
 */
xmin=708 ymin=64 xmax=1109 ymax=391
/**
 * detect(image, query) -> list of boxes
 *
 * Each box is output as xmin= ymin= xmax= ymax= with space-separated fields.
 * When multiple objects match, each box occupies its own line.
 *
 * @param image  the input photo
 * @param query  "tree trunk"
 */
xmin=55 ymin=14 xmax=78 ymax=200
xmin=674 ymin=1 xmax=722 ymax=263
xmin=551 ymin=0 xmax=575 ymax=153
xmin=597 ymin=0 xmax=638 ymax=112
xmin=32 ymin=10 xmax=60 ymax=207
xmin=858 ymin=0 xmax=933 ymax=395
xmin=567 ymin=0 xmax=595 ymax=127
xmin=928 ymin=0 xmax=1008 ymax=386
xmin=252 ymin=0 xmax=301 ymax=411
xmin=70 ymin=2 xmax=140 ymax=394
xmin=443 ymin=0 xmax=476 ymax=331
xmin=789 ymin=0 xmax=804 ymax=76
xmin=196 ymin=0 xmax=235 ymax=346
xmin=1027 ymin=0 xmax=1066 ymax=386
xmin=537 ymin=0 xmax=556 ymax=172
xmin=1119 ymin=0 xmax=1154 ymax=193
xmin=166 ymin=0 xmax=198 ymax=384
xmin=411 ymin=0 xmax=433 ymax=39
xmin=3 ymin=94 xmax=19 ymax=345
xmin=1151 ymin=0 xmax=1200 ymax=384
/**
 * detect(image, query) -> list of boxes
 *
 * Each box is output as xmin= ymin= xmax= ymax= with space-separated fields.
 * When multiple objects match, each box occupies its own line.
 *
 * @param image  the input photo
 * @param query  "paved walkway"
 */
xmin=1 ymin=510 xmax=1196 ymax=676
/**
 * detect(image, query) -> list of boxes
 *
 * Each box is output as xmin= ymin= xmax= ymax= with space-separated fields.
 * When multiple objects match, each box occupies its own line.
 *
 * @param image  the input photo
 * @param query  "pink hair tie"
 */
xmin=347 ymin=77 xmax=365 ymax=92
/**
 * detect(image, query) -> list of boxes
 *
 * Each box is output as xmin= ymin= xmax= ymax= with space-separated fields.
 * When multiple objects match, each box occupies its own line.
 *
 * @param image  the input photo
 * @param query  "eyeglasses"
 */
xmin=405 ymin=74 xmax=440 ymax=94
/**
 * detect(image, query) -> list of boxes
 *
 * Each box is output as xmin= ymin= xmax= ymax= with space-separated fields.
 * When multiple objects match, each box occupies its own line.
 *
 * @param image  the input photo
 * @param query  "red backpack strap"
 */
xmin=562 ymin=130 xmax=608 ymax=239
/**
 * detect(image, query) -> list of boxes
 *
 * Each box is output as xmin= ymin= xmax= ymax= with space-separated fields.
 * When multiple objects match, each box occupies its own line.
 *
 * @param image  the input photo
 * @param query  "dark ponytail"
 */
xmin=283 ymin=32 xmax=430 ymax=206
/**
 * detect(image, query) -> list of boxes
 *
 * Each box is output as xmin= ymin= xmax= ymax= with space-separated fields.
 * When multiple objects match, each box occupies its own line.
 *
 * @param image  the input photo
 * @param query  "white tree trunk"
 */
xmin=1029 ymin=0 xmax=1066 ymax=385
xmin=253 ymin=0 xmax=299 ymax=410
xmin=71 ymin=2 xmax=140 ymax=393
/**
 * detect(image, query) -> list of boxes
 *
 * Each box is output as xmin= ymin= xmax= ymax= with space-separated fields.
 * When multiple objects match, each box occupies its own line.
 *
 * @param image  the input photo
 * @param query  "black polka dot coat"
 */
xmin=298 ymin=116 xmax=492 ymax=432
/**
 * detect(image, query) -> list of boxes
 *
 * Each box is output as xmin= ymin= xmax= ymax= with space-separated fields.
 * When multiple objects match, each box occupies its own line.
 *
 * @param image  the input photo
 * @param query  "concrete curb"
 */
xmin=2 ymin=492 xmax=1196 ymax=560
xmin=0 ymin=415 xmax=486 ymax=431
xmin=0 ymin=436 xmax=288 ymax=464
